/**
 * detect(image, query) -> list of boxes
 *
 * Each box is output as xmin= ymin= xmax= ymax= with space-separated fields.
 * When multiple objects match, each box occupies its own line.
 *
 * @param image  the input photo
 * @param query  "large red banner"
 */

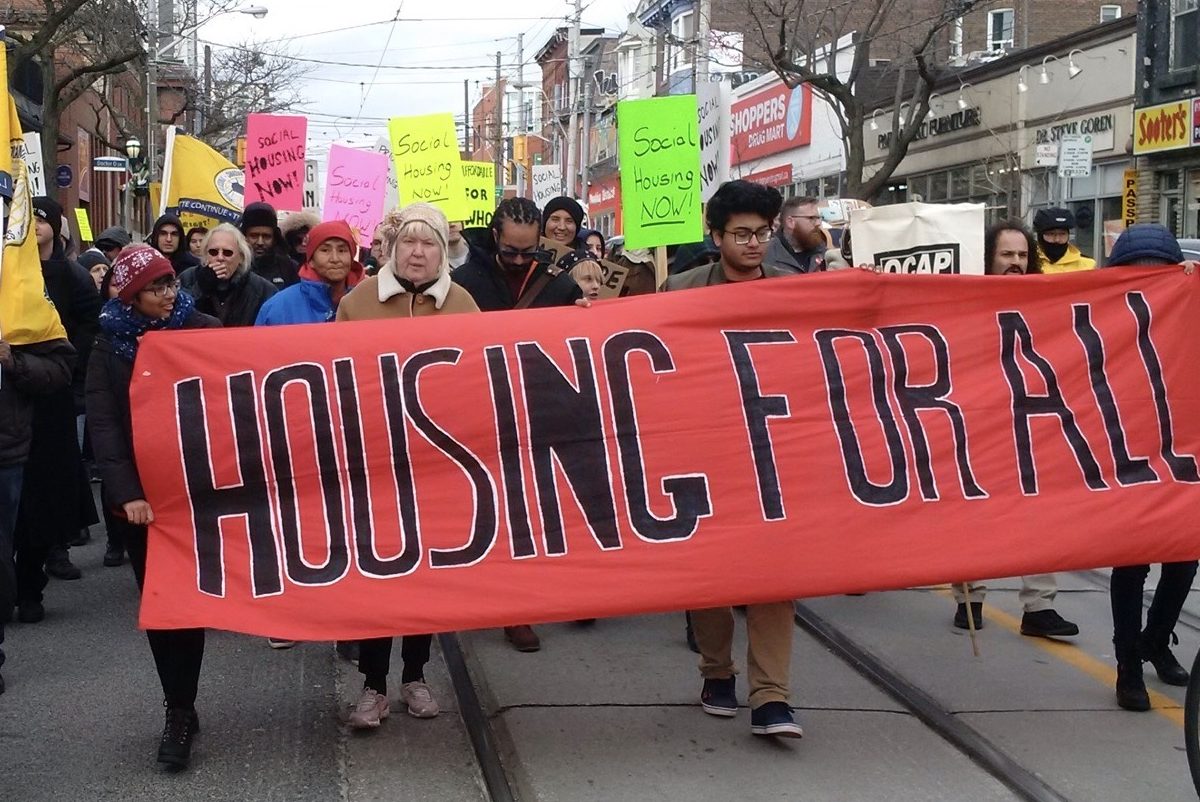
xmin=133 ymin=269 xmax=1200 ymax=639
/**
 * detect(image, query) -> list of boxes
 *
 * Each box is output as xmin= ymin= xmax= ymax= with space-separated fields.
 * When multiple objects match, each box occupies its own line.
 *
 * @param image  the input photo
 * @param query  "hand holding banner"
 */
xmin=244 ymin=114 xmax=307 ymax=211
xmin=617 ymin=95 xmax=705 ymax=249
xmin=323 ymin=144 xmax=387 ymax=247
xmin=388 ymin=113 xmax=468 ymax=222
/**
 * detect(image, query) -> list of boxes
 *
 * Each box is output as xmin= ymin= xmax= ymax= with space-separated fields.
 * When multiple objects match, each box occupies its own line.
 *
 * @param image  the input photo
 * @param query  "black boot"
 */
xmin=1115 ymin=652 xmax=1151 ymax=711
xmin=1140 ymin=630 xmax=1190 ymax=686
xmin=158 ymin=703 xmax=199 ymax=769
xmin=953 ymin=602 xmax=984 ymax=630
xmin=45 ymin=547 xmax=81 ymax=581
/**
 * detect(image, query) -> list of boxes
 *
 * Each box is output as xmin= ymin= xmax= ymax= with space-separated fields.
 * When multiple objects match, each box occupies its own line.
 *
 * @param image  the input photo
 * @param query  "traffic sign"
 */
xmin=55 ymin=164 xmax=73 ymax=188
xmin=93 ymin=156 xmax=128 ymax=172
xmin=1057 ymin=134 xmax=1093 ymax=178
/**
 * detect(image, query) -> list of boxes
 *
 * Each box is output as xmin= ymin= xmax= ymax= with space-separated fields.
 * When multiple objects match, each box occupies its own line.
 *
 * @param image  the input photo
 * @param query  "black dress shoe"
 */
xmin=158 ymin=705 xmax=198 ymax=769
xmin=1020 ymin=609 xmax=1079 ymax=638
xmin=45 ymin=556 xmax=82 ymax=581
xmin=953 ymin=602 xmax=984 ymax=630
xmin=103 ymin=544 xmax=125 ymax=567
xmin=17 ymin=601 xmax=44 ymax=624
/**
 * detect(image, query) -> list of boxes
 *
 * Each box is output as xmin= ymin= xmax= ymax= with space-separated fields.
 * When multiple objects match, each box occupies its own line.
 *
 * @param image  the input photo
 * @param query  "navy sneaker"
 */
xmin=700 ymin=677 xmax=738 ymax=717
xmin=750 ymin=701 xmax=803 ymax=738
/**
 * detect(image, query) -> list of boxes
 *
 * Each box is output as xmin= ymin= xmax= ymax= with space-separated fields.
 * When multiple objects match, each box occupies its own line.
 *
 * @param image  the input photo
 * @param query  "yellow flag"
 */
xmin=0 ymin=27 xmax=67 ymax=345
xmin=161 ymin=127 xmax=244 ymax=225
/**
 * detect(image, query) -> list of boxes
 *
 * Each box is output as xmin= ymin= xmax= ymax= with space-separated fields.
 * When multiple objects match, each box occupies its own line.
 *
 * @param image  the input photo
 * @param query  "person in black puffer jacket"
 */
xmin=86 ymin=244 xmax=220 ymax=770
xmin=178 ymin=223 xmax=277 ymax=327
xmin=149 ymin=213 xmax=202 ymax=275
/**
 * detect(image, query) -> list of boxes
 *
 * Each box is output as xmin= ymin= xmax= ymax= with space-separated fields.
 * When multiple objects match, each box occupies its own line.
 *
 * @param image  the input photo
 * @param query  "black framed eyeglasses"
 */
xmin=722 ymin=227 xmax=773 ymax=245
xmin=143 ymin=278 xmax=180 ymax=298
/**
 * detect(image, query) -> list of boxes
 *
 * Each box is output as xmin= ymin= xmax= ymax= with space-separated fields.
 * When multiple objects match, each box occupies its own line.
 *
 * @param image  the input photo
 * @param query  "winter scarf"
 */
xmin=99 ymin=291 xmax=197 ymax=363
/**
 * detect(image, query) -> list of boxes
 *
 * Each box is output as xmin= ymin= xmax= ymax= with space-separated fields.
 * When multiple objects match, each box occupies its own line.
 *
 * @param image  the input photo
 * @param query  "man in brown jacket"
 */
xmin=664 ymin=179 xmax=802 ymax=739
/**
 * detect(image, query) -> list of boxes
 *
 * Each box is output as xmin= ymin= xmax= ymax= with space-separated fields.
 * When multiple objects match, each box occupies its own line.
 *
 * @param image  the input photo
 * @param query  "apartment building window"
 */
xmin=1100 ymin=4 xmax=1121 ymax=21
xmin=668 ymin=10 xmax=695 ymax=73
xmin=1174 ymin=0 xmax=1199 ymax=69
xmin=987 ymin=8 xmax=1015 ymax=51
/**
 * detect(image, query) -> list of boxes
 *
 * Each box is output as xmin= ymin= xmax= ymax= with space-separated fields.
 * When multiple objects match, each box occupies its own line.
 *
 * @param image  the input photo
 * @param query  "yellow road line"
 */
xmin=933 ymin=587 xmax=1184 ymax=727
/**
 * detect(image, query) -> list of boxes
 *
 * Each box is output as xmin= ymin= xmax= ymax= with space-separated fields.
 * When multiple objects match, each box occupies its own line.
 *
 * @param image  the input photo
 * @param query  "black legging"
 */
xmin=119 ymin=518 xmax=206 ymax=709
xmin=357 ymin=635 xmax=433 ymax=695
xmin=1110 ymin=560 xmax=1198 ymax=656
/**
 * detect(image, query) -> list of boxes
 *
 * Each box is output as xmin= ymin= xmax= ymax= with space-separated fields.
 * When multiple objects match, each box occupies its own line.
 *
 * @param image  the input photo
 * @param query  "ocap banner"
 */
xmin=850 ymin=202 xmax=985 ymax=275
xmin=617 ymin=94 xmax=705 ymax=250
xmin=461 ymin=161 xmax=495 ymax=228
xmin=531 ymin=164 xmax=561 ymax=207
xmin=161 ymin=128 xmax=244 ymax=224
xmin=244 ymin=113 xmax=307 ymax=211
xmin=132 ymin=269 xmax=1200 ymax=639
xmin=388 ymin=113 xmax=468 ymax=222
xmin=322 ymin=144 xmax=387 ymax=247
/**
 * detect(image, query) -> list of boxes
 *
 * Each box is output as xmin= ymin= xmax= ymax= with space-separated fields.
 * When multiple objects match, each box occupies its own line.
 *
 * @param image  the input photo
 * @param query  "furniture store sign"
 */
xmin=876 ymin=107 xmax=981 ymax=151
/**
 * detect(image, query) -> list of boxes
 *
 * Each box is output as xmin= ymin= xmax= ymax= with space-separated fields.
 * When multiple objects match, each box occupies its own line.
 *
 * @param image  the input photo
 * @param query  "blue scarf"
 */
xmin=99 ymin=291 xmax=197 ymax=363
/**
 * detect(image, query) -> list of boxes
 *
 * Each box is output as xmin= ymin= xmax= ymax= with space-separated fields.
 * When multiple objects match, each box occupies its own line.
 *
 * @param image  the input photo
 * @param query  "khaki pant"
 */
xmin=951 ymin=574 xmax=1058 ymax=613
xmin=691 ymin=601 xmax=793 ymax=708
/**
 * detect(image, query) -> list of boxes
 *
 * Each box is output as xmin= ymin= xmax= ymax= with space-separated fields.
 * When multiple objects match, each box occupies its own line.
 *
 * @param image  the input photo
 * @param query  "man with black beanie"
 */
xmin=241 ymin=201 xmax=300 ymax=289
xmin=1032 ymin=208 xmax=1095 ymax=273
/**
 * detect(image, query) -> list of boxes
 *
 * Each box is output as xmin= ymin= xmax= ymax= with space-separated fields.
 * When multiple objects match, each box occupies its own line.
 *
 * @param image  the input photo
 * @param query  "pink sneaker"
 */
xmin=348 ymin=688 xmax=390 ymax=729
xmin=401 ymin=681 xmax=440 ymax=718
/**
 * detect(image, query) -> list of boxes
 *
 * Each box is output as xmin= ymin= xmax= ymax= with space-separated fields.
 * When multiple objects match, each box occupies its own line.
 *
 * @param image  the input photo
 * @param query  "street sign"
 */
xmin=55 ymin=164 xmax=73 ymax=188
xmin=1034 ymin=143 xmax=1058 ymax=167
xmin=93 ymin=156 xmax=128 ymax=172
xmin=1057 ymin=134 xmax=1093 ymax=178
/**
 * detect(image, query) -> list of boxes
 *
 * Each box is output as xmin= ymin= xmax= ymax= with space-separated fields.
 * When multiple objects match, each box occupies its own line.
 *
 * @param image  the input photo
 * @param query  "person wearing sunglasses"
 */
xmin=765 ymin=195 xmax=827 ymax=274
xmin=178 ymin=223 xmax=277 ymax=328
xmin=86 ymin=244 xmax=221 ymax=769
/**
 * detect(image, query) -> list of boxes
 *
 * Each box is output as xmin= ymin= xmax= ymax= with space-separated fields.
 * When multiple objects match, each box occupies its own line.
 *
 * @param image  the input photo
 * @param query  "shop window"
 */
xmin=1100 ymin=4 xmax=1121 ymax=21
xmin=1187 ymin=169 xmax=1200 ymax=238
xmin=928 ymin=171 xmax=948 ymax=201
xmin=987 ymin=9 xmax=1015 ymax=51
xmin=950 ymin=167 xmax=970 ymax=198
xmin=1175 ymin=0 xmax=1199 ymax=70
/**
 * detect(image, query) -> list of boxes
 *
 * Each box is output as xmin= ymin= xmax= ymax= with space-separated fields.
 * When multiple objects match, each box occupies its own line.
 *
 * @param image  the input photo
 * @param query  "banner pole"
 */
xmin=961 ymin=583 xmax=980 ymax=657
xmin=654 ymin=245 xmax=667 ymax=290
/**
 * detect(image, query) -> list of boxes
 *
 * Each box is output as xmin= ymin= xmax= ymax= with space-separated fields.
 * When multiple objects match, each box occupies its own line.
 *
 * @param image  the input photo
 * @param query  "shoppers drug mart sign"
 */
xmin=730 ymin=79 xmax=812 ymax=164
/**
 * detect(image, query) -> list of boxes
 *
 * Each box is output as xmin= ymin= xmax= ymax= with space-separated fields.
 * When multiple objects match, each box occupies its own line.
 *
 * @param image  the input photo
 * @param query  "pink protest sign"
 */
xmin=244 ymin=114 xmax=307 ymax=210
xmin=322 ymin=145 xmax=388 ymax=247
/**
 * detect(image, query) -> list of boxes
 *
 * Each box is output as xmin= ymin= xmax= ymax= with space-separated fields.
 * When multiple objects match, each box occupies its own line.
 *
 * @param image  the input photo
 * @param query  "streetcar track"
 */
xmin=793 ymin=600 xmax=1073 ymax=802
xmin=439 ymin=633 xmax=516 ymax=802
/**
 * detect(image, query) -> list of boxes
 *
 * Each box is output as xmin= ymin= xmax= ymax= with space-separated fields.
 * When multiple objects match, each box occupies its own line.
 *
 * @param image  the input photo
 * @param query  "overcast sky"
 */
xmin=201 ymin=1 xmax=638 ymax=151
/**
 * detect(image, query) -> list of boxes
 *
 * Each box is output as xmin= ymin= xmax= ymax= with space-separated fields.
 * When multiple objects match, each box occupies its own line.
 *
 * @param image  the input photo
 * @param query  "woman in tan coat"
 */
xmin=335 ymin=203 xmax=479 ymax=730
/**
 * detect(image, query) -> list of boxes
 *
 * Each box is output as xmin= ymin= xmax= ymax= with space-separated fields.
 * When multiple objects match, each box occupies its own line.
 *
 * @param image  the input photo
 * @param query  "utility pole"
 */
xmin=463 ymin=79 xmax=470 ymax=153
xmin=695 ymin=0 xmax=711 ymax=87
xmin=516 ymin=32 xmax=526 ymax=197
xmin=580 ymin=58 xmax=592 ymax=202
xmin=147 ymin=0 xmax=160 ymax=187
xmin=494 ymin=51 xmax=504 ymax=197
xmin=564 ymin=0 xmax=582 ymax=198
xmin=202 ymin=45 xmax=212 ymax=137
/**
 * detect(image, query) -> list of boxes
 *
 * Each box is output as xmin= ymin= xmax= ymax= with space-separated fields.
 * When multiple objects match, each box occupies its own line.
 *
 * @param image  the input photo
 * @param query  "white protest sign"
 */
xmin=21 ymin=132 xmax=46 ymax=197
xmin=532 ymin=164 xmax=562 ymax=207
xmin=697 ymin=81 xmax=731 ymax=202
xmin=303 ymin=159 xmax=321 ymax=211
xmin=849 ymin=202 xmax=985 ymax=275
xmin=372 ymin=136 xmax=401 ymax=211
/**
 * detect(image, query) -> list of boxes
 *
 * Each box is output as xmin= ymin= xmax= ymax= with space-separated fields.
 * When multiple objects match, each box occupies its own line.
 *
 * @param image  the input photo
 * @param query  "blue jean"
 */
xmin=0 ymin=463 xmax=25 ymax=671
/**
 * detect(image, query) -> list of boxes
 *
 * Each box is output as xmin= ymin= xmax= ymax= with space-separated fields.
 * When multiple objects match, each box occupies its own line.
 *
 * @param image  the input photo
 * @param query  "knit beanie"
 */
xmin=541 ymin=196 xmax=585 ymax=232
xmin=1033 ymin=208 xmax=1075 ymax=233
xmin=1105 ymin=224 xmax=1184 ymax=268
xmin=241 ymin=201 xmax=280 ymax=232
xmin=392 ymin=203 xmax=451 ymax=276
xmin=110 ymin=244 xmax=175 ymax=303
xmin=78 ymin=250 xmax=111 ymax=271
xmin=32 ymin=196 xmax=63 ymax=239
xmin=305 ymin=220 xmax=358 ymax=264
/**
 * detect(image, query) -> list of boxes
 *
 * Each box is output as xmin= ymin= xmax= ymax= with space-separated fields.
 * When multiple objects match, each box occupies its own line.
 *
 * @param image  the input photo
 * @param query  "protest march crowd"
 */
xmin=2 ymin=167 xmax=1197 ymax=772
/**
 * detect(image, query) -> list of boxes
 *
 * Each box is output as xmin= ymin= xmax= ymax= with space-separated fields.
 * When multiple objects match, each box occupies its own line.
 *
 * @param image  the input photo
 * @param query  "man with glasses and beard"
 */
xmin=765 ymin=196 xmax=827 ymax=274
xmin=450 ymin=197 xmax=583 ymax=653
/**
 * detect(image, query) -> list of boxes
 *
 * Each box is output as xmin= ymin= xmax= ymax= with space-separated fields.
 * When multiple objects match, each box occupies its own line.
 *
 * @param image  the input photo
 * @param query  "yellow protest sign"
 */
xmin=388 ymin=113 xmax=468 ymax=222
xmin=73 ymin=207 xmax=93 ymax=241
xmin=462 ymin=161 xmax=495 ymax=228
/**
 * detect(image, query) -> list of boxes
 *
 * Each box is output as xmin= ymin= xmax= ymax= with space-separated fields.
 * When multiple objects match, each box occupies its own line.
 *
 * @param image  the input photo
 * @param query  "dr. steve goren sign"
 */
xmin=131 ymin=269 xmax=1200 ymax=640
xmin=731 ymin=79 xmax=812 ymax=164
